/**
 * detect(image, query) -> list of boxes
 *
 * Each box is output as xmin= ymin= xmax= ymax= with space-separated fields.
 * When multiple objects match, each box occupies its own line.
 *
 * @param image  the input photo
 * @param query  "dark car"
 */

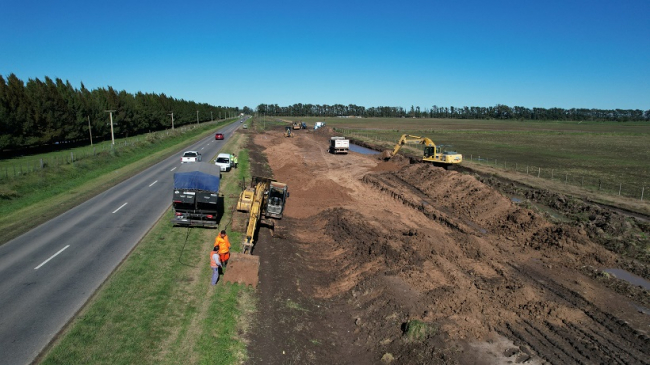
xmin=215 ymin=133 xmax=224 ymax=140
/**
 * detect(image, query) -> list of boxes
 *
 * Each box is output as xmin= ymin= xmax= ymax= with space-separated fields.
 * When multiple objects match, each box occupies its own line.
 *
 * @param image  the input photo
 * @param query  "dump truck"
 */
xmin=383 ymin=134 xmax=462 ymax=168
xmin=171 ymin=163 xmax=221 ymax=227
xmin=222 ymin=177 xmax=289 ymax=287
xmin=329 ymin=136 xmax=349 ymax=154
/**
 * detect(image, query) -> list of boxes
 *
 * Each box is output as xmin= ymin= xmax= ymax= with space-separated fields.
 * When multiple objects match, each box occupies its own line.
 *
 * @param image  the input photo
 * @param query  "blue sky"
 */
xmin=2 ymin=0 xmax=649 ymax=110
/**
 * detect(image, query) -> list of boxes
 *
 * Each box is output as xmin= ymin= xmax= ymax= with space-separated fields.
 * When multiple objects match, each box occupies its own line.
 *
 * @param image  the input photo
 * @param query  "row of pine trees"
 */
xmin=0 ymin=74 xmax=236 ymax=151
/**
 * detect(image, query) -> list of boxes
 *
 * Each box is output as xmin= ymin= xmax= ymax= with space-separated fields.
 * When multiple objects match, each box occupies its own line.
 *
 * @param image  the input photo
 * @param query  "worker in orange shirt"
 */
xmin=214 ymin=230 xmax=231 ymax=269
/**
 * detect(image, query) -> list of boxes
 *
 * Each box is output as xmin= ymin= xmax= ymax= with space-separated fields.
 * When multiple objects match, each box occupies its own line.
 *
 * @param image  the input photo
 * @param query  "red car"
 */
xmin=215 ymin=133 xmax=224 ymax=140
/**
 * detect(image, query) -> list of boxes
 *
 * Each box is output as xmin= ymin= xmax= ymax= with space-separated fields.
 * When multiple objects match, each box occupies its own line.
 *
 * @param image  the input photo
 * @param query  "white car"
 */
xmin=214 ymin=153 xmax=232 ymax=171
xmin=181 ymin=151 xmax=202 ymax=163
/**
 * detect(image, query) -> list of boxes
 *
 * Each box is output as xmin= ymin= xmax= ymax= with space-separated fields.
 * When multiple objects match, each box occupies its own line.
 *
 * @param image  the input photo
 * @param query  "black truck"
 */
xmin=172 ymin=163 xmax=222 ymax=227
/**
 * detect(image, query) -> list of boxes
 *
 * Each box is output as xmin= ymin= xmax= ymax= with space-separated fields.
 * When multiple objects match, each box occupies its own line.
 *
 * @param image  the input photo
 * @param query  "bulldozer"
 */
xmin=222 ymin=177 xmax=289 ymax=287
xmin=292 ymin=121 xmax=301 ymax=130
xmin=284 ymin=126 xmax=293 ymax=137
xmin=382 ymin=134 xmax=462 ymax=168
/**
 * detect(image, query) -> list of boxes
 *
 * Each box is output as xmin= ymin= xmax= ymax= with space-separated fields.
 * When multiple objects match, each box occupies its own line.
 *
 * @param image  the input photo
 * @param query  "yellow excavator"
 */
xmin=222 ymin=177 xmax=289 ymax=287
xmin=236 ymin=176 xmax=289 ymax=253
xmin=285 ymin=126 xmax=293 ymax=137
xmin=382 ymin=134 xmax=462 ymax=168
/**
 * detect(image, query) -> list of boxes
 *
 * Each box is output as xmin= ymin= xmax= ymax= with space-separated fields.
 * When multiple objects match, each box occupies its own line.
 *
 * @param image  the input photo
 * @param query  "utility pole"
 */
xmin=168 ymin=112 xmax=174 ymax=130
xmin=88 ymin=115 xmax=93 ymax=146
xmin=104 ymin=110 xmax=116 ymax=145
xmin=196 ymin=110 xmax=199 ymax=124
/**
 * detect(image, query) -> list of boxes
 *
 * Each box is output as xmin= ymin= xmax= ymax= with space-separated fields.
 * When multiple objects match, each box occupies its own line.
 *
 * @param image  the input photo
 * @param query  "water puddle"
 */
xmin=349 ymin=143 xmax=379 ymax=155
xmin=511 ymin=197 xmax=522 ymax=203
xmin=603 ymin=268 xmax=650 ymax=290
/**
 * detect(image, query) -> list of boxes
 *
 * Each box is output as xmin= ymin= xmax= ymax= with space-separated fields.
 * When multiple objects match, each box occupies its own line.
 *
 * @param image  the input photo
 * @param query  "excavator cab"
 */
xmin=266 ymin=181 xmax=288 ymax=219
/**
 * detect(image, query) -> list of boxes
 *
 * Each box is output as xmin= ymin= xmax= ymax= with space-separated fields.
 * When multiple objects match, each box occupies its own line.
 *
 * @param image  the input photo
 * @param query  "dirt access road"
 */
xmin=242 ymin=125 xmax=649 ymax=365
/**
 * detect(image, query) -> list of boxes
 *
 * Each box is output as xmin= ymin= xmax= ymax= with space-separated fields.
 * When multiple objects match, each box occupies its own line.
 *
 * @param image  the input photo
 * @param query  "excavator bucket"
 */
xmin=381 ymin=150 xmax=393 ymax=160
xmin=237 ymin=188 xmax=255 ymax=212
xmin=222 ymin=252 xmax=259 ymax=288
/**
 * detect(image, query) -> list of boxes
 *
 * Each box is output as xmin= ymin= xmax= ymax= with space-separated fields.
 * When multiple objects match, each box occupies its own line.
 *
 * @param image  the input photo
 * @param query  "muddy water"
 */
xmin=349 ymin=143 xmax=379 ymax=155
xmin=604 ymin=268 xmax=650 ymax=290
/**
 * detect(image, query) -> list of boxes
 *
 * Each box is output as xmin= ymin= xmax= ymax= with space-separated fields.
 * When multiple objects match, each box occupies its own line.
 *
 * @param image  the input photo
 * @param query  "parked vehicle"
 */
xmin=215 ymin=133 xmax=224 ymax=140
xmin=181 ymin=151 xmax=202 ymax=163
xmin=172 ymin=163 xmax=221 ymax=227
xmin=214 ymin=153 xmax=232 ymax=172
xmin=329 ymin=137 xmax=349 ymax=154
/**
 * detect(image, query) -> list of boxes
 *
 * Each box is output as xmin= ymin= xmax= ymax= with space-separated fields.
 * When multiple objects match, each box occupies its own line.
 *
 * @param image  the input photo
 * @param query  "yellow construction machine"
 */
xmin=222 ymin=177 xmax=289 ymax=287
xmin=292 ymin=122 xmax=301 ymax=130
xmin=382 ymin=134 xmax=462 ymax=168
xmin=284 ymin=126 xmax=293 ymax=137
xmin=236 ymin=176 xmax=289 ymax=253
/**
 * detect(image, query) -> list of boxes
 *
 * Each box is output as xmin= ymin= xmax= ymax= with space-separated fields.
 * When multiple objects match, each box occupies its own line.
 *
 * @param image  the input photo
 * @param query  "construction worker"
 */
xmin=210 ymin=245 xmax=221 ymax=285
xmin=214 ymin=230 xmax=231 ymax=269
xmin=232 ymin=154 xmax=238 ymax=168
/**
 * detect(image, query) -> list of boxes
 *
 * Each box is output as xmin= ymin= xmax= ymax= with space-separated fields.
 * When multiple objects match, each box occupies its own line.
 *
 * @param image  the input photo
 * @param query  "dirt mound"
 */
xmin=245 ymin=127 xmax=650 ymax=365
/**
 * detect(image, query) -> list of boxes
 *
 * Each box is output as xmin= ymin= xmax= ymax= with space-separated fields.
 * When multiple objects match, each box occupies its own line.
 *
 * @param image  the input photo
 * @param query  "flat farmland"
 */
xmin=284 ymin=117 xmax=650 ymax=202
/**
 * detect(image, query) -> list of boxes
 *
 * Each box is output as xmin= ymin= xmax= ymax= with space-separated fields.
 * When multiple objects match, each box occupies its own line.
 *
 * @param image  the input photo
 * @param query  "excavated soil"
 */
xmin=244 ymin=125 xmax=650 ymax=364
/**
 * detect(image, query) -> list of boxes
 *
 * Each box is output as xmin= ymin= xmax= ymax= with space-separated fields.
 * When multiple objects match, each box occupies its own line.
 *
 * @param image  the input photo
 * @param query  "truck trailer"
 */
xmin=329 ymin=136 xmax=349 ymax=154
xmin=172 ymin=163 xmax=221 ymax=227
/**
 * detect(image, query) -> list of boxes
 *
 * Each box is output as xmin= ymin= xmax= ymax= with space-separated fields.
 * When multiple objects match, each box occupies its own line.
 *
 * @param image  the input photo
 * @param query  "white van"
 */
xmin=214 ymin=153 xmax=232 ymax=172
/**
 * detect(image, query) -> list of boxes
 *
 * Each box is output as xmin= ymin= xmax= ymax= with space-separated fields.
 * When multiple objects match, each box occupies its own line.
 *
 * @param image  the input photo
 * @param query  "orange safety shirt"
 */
xmin=210 ymin=251 xmax=220 ymax=268
xmin=214 ymin=235 xmax=231 ymax=254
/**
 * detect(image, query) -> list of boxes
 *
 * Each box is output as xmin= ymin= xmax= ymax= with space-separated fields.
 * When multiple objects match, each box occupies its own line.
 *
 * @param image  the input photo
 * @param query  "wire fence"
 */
xmin=0 ymin=127 xmax=195 ymax=181
xmin=336 ymin=128 xmax=648 ymax=201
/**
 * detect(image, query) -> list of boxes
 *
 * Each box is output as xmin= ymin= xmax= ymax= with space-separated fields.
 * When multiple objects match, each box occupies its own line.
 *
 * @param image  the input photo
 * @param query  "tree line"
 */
xmin=256 ymin=103 xmax=650 ymax=122
xmin=0 ymin=74 xmax=237 ymax=151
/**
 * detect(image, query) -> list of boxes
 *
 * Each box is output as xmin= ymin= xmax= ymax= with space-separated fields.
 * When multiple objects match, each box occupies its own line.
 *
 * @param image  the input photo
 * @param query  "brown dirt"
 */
xmin=244 ymin=124 xmax=650 ymax=364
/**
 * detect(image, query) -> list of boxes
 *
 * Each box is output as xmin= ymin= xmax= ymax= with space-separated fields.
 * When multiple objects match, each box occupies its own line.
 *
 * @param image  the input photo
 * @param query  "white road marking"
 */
xmin=171 ymin=167 xmax=177 ymax=171
xmin=35 ymin=245 xmax=70 ymax=270
xmin=149 ymin=180 xmax=158 ymax=187
xmin=112 ymin=203 xmax=128 ymax=213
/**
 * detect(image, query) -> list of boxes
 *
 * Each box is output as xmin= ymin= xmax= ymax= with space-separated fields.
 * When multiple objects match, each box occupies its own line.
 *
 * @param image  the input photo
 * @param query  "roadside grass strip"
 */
xmin=41 ymin=129 xmax=255 ymax=364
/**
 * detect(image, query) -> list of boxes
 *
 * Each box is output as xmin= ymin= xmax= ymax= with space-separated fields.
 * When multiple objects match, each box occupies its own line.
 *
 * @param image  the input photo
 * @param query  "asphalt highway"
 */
xmin=0 ymin=118 xmax=246 ymax=365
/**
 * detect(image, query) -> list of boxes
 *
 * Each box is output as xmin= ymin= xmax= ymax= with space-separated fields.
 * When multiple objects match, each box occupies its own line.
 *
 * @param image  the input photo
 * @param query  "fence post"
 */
xmin=538 ymin=167 xmax=540 ymax=178
xmin=598 ymin=179 xmax=602 ymax=190
xmin=71 ymin=152 xmax=74 ymax=163
xmin=619 ymin=183 xmax=622 ymax=196
xmin=641 ymin=186 xmax=644 ymax=201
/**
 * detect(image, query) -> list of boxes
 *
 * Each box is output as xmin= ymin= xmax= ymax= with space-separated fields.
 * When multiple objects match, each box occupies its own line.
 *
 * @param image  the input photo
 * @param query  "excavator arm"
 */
xmin=388 ymin=134 xmax=437 ymax=158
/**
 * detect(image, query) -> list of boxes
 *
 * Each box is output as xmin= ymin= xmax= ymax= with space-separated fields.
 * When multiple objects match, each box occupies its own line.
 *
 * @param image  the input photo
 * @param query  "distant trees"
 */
xmin=256 ymin=102 xmax=650 ymax=122
xmin=0 ymin=74 xmax=236 ymax=151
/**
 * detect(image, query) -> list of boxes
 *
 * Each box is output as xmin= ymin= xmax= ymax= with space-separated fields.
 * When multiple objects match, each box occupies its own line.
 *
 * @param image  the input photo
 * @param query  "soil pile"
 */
xmin=245 ymin=125 xmax=650 ymax=364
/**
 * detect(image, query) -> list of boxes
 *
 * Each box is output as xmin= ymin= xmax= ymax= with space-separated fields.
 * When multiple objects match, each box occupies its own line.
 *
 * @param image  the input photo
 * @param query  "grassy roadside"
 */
xmin=0 ymin=120 xmax=235 ymax=245
xmin=40 ymin=131 xmax=256 ymax=365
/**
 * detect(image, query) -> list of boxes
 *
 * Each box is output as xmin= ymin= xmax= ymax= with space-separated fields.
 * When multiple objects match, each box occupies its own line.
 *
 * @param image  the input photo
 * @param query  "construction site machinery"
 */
xmin=236 ymin=176 xmax=289 ymax=253
xmin=292 ymin=122 xmax=301 ymax=130
xmin=285 ymin=126 xmax=293 ymax=137
xmin=301 ymin=122 xmax=307 ymax=129
xmin=222 ymin=177 xmax=288 ymax=287
xmin=329 ymin=136 xmax=349 ymax=154
xmin=382 ymin=134 xmax=462 ymax=168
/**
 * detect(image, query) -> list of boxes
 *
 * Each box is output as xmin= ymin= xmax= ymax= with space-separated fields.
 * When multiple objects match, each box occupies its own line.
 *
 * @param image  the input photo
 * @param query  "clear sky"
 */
xmin=2 ymin=0 xmax=649 ymax=111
